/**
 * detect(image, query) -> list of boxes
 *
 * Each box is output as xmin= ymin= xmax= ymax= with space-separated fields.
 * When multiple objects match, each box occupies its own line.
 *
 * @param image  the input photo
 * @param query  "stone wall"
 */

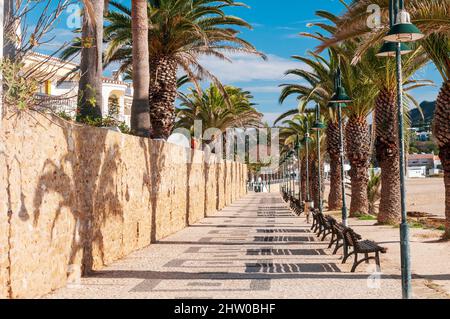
xmin=0 ymin=112 xmax=247 ymax=299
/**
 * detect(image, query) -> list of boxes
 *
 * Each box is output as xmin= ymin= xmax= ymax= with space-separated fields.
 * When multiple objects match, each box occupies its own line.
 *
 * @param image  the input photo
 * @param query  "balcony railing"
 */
xmin=35 ymin=94 xmax=77 ymax=116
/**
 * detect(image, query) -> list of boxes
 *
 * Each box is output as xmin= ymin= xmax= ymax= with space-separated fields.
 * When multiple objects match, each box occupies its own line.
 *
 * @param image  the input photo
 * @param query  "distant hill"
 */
xmin=409 ymin=101 xmax=436 ymax=130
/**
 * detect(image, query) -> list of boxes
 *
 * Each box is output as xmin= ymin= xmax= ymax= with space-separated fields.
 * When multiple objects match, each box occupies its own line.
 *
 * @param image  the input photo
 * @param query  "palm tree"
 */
xmin=3 ymin=0 xmax=15 ymax=58
xmin=176 ymin=84 xmax=263 ymax=140
xmin=77 ymin=0 xmax=107 ymax=121
xmin=277 ymin=49 xmax=344 ymax=210
xmin=130 ymin=0 xmax=150 ymax=137
xmin=366 ymin=46 xmax=430 ymax=224
xmin=367 ymin=169 xmax=382 ymax=216
xmin=314 ymin=0 xmax=450 ymax=235
xmin=280 ymin=113 xmax=326 ymax=208
xmin=63 ymin=0 xmax=264 ymax=139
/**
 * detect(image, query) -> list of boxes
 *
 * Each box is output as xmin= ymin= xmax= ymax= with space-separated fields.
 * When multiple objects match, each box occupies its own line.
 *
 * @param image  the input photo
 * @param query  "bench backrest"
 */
xmin=343 ymin=227 xmax=360 ymax=248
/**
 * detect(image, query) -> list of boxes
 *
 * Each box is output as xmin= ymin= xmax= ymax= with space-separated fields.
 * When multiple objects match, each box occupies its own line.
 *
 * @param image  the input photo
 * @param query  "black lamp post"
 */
xmin=378 ymin=0 xmax=423 ymax=300
xmin=329 ymin=64 xmax=352 ymax=227
xmin=288 ymin=149 xmax=295 ymax=198
xmin=304 ymin=128 xmax=311 ymax=204
xmin=295 ymin=136 xmax=302 ymax=203
xmin=312 ymin=104 xmax=326 ymax=214
xmin=303 ymin=121 xmax=314 ymax=222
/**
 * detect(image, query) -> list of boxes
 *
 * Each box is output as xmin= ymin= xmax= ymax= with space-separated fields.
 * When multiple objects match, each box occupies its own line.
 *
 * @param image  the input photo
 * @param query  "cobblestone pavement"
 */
xmin=46 ymin=193 xmax=441 ymax=299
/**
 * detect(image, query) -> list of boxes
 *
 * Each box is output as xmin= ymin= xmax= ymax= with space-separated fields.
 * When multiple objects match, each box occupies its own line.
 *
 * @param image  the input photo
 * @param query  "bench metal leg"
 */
xmin=328 ymin=232 xmax=336 ymax=248
xmin=311 ymin=219 xmax=316 ymax=230
xmin=333 ymin=240 xmax=343 ymax=255
xmin=351 ymin=253 xmax=359 ymax=272
xmin=342 ymin=247 xmax=354 ymax=264
xmin=314 ymin=222 xmax=320 ymax=233
xmin=317 ymin=226 xmax=323 ymax=237
xmin=322 ymin=229 xmax=331 ymax=241
xmin=351 ymin=254 xmax=377 ymax=273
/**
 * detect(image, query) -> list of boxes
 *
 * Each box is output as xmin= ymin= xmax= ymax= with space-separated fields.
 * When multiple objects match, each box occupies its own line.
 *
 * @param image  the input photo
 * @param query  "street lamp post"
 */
xmin=290 ymin=150 xmax=295 ymax=198
xmin=291 ymin=153 xmax=296 ymax=199
xmin=378 ymin=0 xmax=423 ymax=299
xmin=304 ymin=122 xmax=314 ymax=223
xmin=295 ymin=137 xmax=303 ymax=203
xmin=287 ymin=154 xmax=291 ymax=197
xmin=329 ymin=64 xmax=352 ymax=227
xmin=312 ymin=104 xmax=326 ymax=214
xmin=305 ymin=129 xmax=310 ymax=204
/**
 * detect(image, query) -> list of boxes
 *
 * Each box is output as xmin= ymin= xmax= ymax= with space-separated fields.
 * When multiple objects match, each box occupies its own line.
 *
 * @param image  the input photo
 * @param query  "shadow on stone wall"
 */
xmin=0 ymin=111 xmax=247 ymax=298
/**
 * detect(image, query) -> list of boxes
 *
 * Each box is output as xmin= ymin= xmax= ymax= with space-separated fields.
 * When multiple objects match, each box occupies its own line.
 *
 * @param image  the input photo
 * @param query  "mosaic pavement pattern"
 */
xmin=46 ymin=193 xmax=403 ymax=299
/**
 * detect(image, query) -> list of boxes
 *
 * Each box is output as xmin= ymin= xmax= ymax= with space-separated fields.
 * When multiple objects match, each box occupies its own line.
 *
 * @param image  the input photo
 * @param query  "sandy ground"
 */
xmin=322 ymin=178 xmax=446 ymax=219
xmin=45 ymin=193 xmax=449 ymax=299
xmin=404 ymin=178 xmax=445 ymax=218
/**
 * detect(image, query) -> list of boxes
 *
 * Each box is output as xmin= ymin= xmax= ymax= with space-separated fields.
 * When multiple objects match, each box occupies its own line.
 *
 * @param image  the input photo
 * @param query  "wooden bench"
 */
xmin=327 ymin=219 xmax=347 ymax=255
xmin=311 ymin=209 xmax=320 ymax=232
xmin=290 ymin=198 xmax=304 ymax=216
xmin=342 ymin=228 xmax=387 ymax=272
xmin=316 ymin=213 xmax=333 ymax=241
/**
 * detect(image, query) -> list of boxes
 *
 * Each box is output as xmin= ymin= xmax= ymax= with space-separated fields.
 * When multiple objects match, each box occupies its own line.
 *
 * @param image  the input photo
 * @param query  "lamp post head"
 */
xmin=312 ymin=120 xmax=326 ymax=131
xmin=376 ymin=41 xmax=413 ymax=57
xmin=329 ymin=86 xmax=352 ymax=104
xmin=384 ymin=10 xmax=424 ymax=43
xmin=302 ymin=134 xmax=312 ymax=144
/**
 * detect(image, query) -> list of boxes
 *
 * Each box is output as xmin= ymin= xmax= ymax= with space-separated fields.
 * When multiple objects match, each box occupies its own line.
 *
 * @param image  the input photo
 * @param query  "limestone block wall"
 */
xmin=204 ymin=156 xmax=218 ymax=217
xmin=225 ymin=161 xmax=232 ymax=206
xmin=0 ymin=112 xmax=248 ymax=299
xmin=217 ymin=162 xmax=226 ymax=211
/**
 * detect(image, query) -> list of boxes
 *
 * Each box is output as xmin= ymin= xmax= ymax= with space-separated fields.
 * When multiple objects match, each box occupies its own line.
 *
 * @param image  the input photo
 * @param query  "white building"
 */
xmin=23 ymin=52 xmax=133 ymax=126
xmin=407 ymin=166 xmax=427 ymax=178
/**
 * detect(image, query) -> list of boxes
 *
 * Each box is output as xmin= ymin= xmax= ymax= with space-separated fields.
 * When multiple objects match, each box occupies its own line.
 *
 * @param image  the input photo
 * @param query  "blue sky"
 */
xmin=36 ymin=0 xmax=442 ymax=125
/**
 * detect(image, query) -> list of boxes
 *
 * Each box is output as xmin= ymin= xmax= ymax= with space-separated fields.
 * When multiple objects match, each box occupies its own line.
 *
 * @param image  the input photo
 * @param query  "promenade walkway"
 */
xmin=45 ymin=193 xmax=414 ymax=299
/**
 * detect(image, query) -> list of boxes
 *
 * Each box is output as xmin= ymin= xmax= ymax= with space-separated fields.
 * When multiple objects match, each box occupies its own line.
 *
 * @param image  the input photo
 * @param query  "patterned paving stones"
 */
xmin=45 ymin=193 xmax=442 ymax=299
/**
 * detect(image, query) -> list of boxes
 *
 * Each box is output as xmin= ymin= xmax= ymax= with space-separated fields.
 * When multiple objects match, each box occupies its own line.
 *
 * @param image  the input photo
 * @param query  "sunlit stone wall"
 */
xmin=0 ymin=112 xmax=247 ymax=299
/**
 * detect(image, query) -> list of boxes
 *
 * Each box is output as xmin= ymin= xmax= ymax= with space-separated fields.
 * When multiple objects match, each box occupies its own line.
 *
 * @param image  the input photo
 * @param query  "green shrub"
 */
xmin=0 ymin=59 xmax=39 ymax=111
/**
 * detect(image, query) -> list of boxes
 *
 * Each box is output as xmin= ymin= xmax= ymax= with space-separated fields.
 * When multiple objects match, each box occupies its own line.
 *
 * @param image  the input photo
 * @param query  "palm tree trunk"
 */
xmin=328 ymin=157 xmax=342 ymax=210
xmin=301 ymin=157 xmax=307 ymax=201
xmin=77 ymin=0 xmax=104 ymax=120
xmin=346 ymin=116 xmax=371 ymax=217
xmin=130 ymin=0 xmax=150 ymax=137
xmin=432 ymin=80 xmax=450 ymax=239
xmin=3 ymin=0 xmax=15 ymax=59
xmin=312 ymin=160 xmax=325 ymax=209
xmin=375 ymin=88 xmax=401 ymax=224
xmin=149 ymin=56 xmax=178 ymax=139
xmin=326 ymin=122 xmax=343 ymax=210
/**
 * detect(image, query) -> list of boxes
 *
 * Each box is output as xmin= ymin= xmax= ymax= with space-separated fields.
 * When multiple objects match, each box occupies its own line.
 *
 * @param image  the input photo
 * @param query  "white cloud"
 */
xmin=198 ymin=53 xmax=308 ymax=83
xmin=244 ymin=86 xmax=282 ymax=94
xmin=262 ymin=112 xmax=283 ymax=126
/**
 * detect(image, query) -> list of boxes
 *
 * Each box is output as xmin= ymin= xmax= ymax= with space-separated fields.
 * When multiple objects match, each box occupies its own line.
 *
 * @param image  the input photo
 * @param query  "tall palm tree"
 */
xmin=338 ymin=45 xmax=379 ymax=217
xmin=130 ymin=0 xmax=150 ymax=137
xmin=63 ymin=0 xmax=264 ymax=139
xmin=278 ymin=49 xmax=344 ymax=210
xmin=176 ymin=84 xmax=263 ymax=139
xmin=280 ymin=113 xmax=326 ymax=208
xmin=77 ymin=0 xmax=107 ymax=121
xmin=315 ymin=0 xmax=450 ymax=235
xmin=365 ymin=46 xmax=430 ymax=223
